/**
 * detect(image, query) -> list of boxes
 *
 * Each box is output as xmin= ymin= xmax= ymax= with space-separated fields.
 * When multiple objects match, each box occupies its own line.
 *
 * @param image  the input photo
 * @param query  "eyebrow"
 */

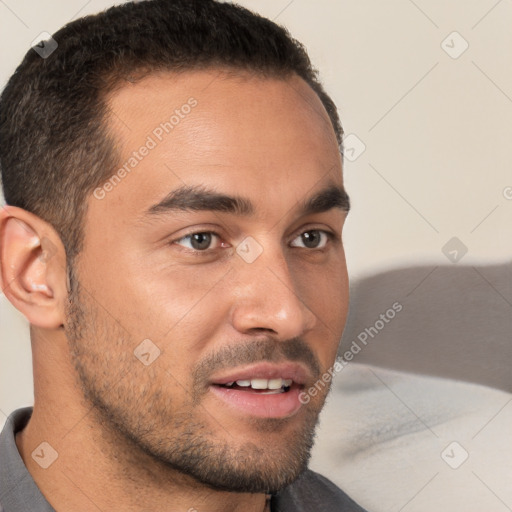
xmin=145 ymin=182 xmax=350 ymax=218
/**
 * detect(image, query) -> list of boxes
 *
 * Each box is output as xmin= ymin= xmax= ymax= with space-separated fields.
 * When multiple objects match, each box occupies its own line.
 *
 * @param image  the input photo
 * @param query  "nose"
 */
xmin=229 ymin=242 xmax=318 ymax=340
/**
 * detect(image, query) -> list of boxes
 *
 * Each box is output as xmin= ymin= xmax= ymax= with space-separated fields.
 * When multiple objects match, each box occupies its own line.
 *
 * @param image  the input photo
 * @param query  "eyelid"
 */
xmin=173 ymin=230 xmax=228 ymax=252
xmin=289 ymin=229 xmax=336 ymax=249
xmin=172 ymin=226 xmax=337 ymax=254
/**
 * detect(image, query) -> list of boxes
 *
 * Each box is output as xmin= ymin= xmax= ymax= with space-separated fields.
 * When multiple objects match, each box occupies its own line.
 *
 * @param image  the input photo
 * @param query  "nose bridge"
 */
xmin=230 ymin=237 xmax=317 ymax=338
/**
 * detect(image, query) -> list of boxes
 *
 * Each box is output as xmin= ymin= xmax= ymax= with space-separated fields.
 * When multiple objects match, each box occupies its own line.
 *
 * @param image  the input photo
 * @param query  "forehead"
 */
xmin=95 ymin=70 xmax=343 ymax=222
xmin=106 ymin=69 xmax=338 ymax=152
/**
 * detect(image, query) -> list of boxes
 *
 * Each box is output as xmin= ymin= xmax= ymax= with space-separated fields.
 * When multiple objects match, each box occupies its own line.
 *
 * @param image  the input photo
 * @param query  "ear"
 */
xmin=0 ymin=205 xmax=68 ymax=329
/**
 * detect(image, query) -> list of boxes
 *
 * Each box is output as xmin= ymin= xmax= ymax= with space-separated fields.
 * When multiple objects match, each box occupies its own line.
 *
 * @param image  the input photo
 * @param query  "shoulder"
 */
xmin=272 ymin=469 xmax=367 ymax=512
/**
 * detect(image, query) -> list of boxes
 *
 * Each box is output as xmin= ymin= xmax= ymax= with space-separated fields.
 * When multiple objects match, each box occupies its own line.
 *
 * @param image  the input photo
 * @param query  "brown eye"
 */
xmin=175 ymin=232 xmax=220 ymax=251
xmin=290 ymin=230 xmax=329 ymax=249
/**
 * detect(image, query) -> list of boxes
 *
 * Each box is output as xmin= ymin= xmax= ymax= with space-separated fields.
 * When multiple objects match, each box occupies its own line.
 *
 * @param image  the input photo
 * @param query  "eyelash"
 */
xmin=172 ymin=229 xmax=337 ymax=254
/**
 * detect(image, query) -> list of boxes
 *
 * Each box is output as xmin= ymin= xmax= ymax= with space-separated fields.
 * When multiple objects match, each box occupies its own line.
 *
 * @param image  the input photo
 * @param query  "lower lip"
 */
xmin=209 ymin=385 xmax=304 ymax=419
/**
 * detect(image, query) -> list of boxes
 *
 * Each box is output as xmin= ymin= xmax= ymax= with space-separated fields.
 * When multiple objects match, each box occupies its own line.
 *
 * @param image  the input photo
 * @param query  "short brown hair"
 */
xmin=0 ymin=0 xmax=342 ymax=264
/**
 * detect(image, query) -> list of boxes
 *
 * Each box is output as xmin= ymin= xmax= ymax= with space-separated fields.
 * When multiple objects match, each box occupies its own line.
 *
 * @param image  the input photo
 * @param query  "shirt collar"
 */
xmin=0 ymin=407 xmax=55 ymax=512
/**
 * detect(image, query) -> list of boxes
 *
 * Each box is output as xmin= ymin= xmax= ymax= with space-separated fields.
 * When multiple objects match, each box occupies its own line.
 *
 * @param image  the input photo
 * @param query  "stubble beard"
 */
xmin=63 ymin=264 xmax=326 ymax=494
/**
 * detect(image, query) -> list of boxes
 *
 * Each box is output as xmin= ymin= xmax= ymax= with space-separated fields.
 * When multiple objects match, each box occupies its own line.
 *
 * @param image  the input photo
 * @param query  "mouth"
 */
xmin=215 ymin=377 xmax=295 ymax=395
xmin=208 ymin=363 xmax=310 ymax=419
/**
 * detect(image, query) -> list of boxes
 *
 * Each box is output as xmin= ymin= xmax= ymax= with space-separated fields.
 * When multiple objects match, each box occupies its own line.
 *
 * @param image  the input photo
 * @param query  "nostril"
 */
xmin=248 ymin=327 xmax=277 ymax=335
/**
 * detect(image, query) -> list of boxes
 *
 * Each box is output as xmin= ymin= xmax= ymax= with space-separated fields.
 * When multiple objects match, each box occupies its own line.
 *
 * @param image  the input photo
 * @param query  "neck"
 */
xmin=16 ymin=340 xmax=271 ymax=512
xmin=16 ymin=403 xmax=271 ymax=512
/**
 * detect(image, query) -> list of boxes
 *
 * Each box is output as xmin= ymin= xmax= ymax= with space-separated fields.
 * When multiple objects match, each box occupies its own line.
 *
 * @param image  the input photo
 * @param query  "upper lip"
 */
xmin=209 ymin=362 xmax=311 ymax=386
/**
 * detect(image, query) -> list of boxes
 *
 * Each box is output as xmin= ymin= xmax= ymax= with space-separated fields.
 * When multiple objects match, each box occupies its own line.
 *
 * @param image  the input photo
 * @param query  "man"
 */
xmin=0 ymin=0 xmax=365 ymax=510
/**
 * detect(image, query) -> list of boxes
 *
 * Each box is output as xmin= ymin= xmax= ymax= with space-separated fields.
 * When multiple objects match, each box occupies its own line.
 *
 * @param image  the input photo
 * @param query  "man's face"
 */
xmin=66 ymin=70 xmax=349 ymax=493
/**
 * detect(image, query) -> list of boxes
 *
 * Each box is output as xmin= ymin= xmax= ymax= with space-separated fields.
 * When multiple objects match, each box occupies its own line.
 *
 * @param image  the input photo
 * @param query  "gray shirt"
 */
xmin=0 ymin=408 xmax=367 ymax=512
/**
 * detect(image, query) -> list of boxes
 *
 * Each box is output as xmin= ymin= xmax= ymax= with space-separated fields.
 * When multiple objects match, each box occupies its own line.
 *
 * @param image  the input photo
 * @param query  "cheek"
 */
xmin=148 ymin=264 xmax=232 ymax=340
xmin=297 ymin=256 xmax=348 ymax=320
xmin=148 ymin=272 xmax=232 ymax=373
xmin=294 ymin=258 xmax=348 ymax=365
xmin=84 ymin=242 xmax=231 ymax=344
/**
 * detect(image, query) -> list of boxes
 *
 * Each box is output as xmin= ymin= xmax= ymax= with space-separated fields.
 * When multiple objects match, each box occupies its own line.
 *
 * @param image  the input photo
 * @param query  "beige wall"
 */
xmin=1 ymin=0 xmax=511 ymax=421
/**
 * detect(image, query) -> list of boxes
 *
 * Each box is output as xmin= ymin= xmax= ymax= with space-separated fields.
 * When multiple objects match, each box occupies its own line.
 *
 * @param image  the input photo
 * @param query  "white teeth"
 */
xmin=267 ymin=378 xmax=283 ymax=390
xmin=250 ymin=378 xmax=269 ymax=389
xmin=229 ymin=378 xmax=293 ymax=390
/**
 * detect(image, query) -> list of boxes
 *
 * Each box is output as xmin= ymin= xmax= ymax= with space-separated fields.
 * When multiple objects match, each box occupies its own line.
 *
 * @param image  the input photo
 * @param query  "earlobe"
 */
xmin=0 ymin=205 xmax=67 ymax=329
